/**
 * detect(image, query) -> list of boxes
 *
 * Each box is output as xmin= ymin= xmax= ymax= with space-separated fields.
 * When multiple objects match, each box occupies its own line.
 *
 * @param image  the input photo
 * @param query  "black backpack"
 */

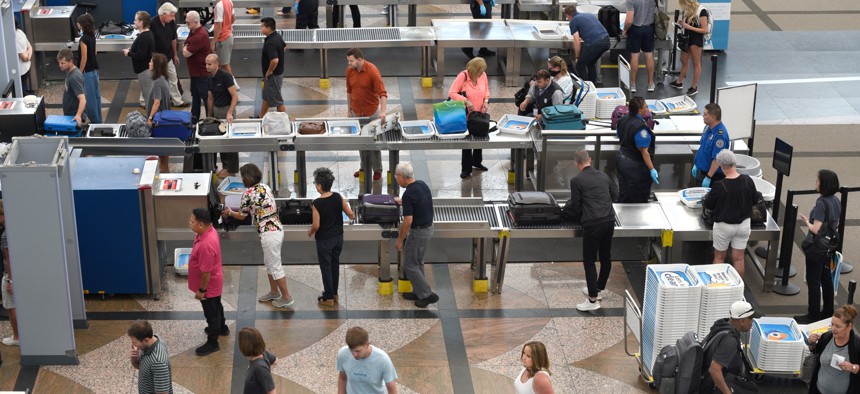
xmin=598 ymin=6 xmax=622 ymax=38
xmin=652 ymin=330 xmax=733 ymax=394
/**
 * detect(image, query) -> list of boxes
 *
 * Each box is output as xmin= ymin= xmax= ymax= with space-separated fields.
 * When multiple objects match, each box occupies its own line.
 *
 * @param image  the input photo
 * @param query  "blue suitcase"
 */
xmin=152 ymin=110 xmax=193 ymax=140
xmin=541 ymin=105 xmax=585 ymax=130
xmin=44 ymin=115 xmax=80 ymax=135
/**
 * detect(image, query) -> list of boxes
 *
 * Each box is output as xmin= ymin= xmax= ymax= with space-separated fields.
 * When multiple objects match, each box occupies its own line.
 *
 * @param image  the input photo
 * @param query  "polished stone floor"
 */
xmin=3 ymin=1 xmax=860 ymax=392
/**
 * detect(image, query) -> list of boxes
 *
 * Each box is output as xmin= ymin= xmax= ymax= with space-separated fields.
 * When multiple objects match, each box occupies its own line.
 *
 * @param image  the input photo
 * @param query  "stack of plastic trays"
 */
xmin=642 ymin=264 xmax=703 ymax=373
xmin=750 ymin=317 xmax=804 ymax=372
xmin=577 ymin=81 xmax=598 ymax=119
xmin=694 ymin=264 xmax=745 ymax=338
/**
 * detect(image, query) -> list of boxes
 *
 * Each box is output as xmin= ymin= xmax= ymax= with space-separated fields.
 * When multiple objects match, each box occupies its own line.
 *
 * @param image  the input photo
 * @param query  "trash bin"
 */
xmin=735 ymin=154 xmax=762 ymax=178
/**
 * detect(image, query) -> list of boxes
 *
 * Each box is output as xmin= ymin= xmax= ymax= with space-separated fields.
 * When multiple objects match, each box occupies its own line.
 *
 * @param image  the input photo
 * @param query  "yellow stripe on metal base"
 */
xmin=397 ymin=279 xmax=413 ymax=293
xmin=319 ymin=78 xmax=331 ymax=89
xmin=378 ymin=280 xmax=394 ymax=295
xmin=421 ymin=77 xmax=434 ymax=88
xmin=661 ymin=229 xmax=674 ymax=248
xmin=473 ymin=279 xmax=489 ymax=293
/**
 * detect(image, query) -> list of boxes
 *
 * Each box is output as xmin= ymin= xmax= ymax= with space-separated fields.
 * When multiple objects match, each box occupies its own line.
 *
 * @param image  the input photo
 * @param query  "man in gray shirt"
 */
xmin=57 ymin=49 xmax=86 ymax=127
xmin=624 ymin=0 xmax=656 ymax=93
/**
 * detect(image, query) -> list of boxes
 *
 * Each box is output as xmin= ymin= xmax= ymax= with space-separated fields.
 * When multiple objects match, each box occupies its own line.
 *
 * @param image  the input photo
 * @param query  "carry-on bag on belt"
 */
xmin=358 ymin=194 xmax=400 ymax=224
xmin=540 ymin=105 xmax=585 ymax=130
xmin=507 ymin=192 xmax=562 ymax=225
xmin=152 ymin=110 xmax=194 ymax=140
xmin=277 ymin=199 xmax=313 ymax=225
xmin=44 ymin=115 xmax=81 ymax=135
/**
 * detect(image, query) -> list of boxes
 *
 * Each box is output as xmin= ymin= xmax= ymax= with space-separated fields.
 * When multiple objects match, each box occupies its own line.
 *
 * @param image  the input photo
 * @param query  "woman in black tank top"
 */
xmin=308 ymin=168 xmax=355 ymax=307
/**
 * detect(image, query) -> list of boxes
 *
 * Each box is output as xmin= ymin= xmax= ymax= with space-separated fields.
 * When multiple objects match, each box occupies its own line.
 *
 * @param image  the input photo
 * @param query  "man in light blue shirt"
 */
xmin=337 ymin=326 xmax=398 ymax=394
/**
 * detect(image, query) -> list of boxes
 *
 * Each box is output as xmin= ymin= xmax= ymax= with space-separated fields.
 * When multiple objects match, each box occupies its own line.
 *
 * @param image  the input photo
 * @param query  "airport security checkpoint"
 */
xmin=0 ymin=0 xmax=858 ymax=393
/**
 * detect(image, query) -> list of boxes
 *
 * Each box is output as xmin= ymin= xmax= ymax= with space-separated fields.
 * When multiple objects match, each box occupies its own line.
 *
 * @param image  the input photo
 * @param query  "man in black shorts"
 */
xmin=259 ymin=17 xmax=286 ymax=117
xmin=624 ymin=0 xmax=656 ymax=93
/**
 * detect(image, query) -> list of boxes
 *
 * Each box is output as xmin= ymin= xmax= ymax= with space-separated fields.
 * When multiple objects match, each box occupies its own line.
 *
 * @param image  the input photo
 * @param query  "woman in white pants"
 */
xmin=223 ymin=163 xmax=294 ymax=308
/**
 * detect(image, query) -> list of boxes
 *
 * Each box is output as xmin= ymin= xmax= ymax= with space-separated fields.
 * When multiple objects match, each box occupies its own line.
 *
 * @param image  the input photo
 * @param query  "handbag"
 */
xmin=676 ymin=31 xmax=690 ymax=52
xmin=467 ymin=111 xmax=491 ymax=138
xmin=198 ymin=118 xmax=225 ymax=136
xmin=799 ymin=352 xmax=818 ymax=385
xmin=654 ymin=0 xmax=670 ymax=40
xmin=433 ymin=100 xmax=468 ymax=134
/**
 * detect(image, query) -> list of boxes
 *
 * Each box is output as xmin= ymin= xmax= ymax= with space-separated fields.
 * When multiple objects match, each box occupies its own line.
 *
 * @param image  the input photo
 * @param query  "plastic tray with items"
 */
xmin=398 ymin=119 xmax=436 ymax=140
xmin=497 ymin=114 xmax=535 ymax=135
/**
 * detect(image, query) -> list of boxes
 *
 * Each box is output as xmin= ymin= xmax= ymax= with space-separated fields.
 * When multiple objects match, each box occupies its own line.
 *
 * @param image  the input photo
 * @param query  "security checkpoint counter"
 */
xmin=654 ymin=192 xmax=781 ymax=293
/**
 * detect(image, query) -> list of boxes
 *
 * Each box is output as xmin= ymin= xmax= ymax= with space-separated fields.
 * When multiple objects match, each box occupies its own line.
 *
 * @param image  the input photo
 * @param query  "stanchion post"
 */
xmin=848 ymin=280 xmax=857 ymax=306
xmin=838 ymin=187 xmax=853 ymax=274
xmin=774 ymin=191 xmax=800 ymax=295
xmin=709 ymin=54 xmax=718 ymax=103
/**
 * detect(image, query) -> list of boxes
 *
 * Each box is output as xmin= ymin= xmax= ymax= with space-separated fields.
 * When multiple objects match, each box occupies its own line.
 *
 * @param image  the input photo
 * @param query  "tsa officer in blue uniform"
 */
xmin=616 ymin=96 xmax=658 ymax=203
xmin=692 ymin=103 xmax=730 ymax=188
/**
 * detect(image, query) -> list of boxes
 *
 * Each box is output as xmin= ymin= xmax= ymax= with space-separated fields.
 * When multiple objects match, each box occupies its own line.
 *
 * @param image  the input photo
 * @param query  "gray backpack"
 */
xmin=126 ymin=111 xmax=151 ymax=138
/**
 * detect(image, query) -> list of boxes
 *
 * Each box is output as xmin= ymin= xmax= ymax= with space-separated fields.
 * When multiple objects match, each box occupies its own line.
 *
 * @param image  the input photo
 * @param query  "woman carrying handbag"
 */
xmin=448 ymin=57 xmax=491 ymax=179
xmin=805 ymin=306 xmax=860 ymax=394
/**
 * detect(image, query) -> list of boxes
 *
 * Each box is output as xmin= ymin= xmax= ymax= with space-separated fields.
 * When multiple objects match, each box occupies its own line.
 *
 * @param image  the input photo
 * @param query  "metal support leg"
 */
xmin=338 ymin=5 xmax=345 ymax=27
xmin=501 ymin=3 xmax=513 ymax=19
xmin=378 ymin=240 xmax=391 ymax=282
xmin=474 ymin=238 xmax=489 ymax=280
xmin=491 ymin=231 xmax=511 ymax=293
xmin=593 ymin=136 xmax=602 ymax=170
xmin=269 ymin=151 xmax=279 ymax=193
xmin=436 ymin=46 xmax=445 ymax=87
xmin=408 ymin=4 xmax=417 ymax=26
xmin=320 ymin=49 xmax=329 ymax=80
xmin=361 ymin=150 xmax=373 ymax=194
xmin=296 ymin=151 xmax=307 ymax=197
xmin=505 ymin=47 xmax=518 ymax=87
xmin=513 ymin=148 xmax=525 ymax=191
xmin=388 ymin=5 xmax=398 ymax=26
xmin=388 ymin=150 xmax=400 ymax=195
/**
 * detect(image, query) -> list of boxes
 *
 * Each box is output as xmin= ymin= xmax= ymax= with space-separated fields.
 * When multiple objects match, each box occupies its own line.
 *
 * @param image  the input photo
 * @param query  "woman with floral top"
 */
xmin=223 ymin=163 xmax=294 ymax=308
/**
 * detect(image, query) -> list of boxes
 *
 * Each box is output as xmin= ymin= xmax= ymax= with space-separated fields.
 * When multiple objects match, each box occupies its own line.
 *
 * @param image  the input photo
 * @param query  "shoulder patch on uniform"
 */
xmin=640 ymin=130 xmax=648 ymax=138
xmin=717 ymin=129 xmax=724 ymax=134
xmin=715 ymin=139 xmax=725 ymax=148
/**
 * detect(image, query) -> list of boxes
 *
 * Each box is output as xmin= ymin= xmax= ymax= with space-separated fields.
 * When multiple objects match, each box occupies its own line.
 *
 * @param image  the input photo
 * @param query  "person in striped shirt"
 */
xmin=128 ymin=320 xmax=174 ymax=394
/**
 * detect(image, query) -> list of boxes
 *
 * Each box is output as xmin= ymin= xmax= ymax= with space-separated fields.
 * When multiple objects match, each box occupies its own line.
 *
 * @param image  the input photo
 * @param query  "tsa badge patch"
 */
xmin=715 ymin=139 xmax=725 ymax=148
xmin=640 ymin=130 xmax=648 ymax=138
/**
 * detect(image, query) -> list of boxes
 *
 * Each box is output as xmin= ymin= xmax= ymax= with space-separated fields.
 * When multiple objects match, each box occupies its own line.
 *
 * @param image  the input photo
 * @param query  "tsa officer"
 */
xmin=692 ymin=103 xmax=730 ymax=188
xmin=615 ymin=96 xmax=658 ymax=203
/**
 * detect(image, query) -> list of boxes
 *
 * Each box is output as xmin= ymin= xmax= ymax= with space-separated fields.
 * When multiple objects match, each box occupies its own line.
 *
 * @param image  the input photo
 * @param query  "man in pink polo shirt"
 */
xmin=188 ymin=208 xmax=226 ymax=356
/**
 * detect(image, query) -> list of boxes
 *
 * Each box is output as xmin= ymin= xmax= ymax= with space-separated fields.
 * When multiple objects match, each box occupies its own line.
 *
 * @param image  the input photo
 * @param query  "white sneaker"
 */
xmin=630 ymin=85 xmax=637 ymax=93
xmin=647 ymin=82 xmax=656 ymax=92
xmin=2 ymin=336 xmax=19 ymax=346
xmin=272 ymin=296 xmax=295 ymax=308
xmin=581 ymin=286 xmax=603 ymax=300
xmin=233 ymin=77 xmax=241 ymax=91
xmin=576 ymin=298 xmax=601 ymax=312
xmin=257 ymin=292 xmax=280 ymax=302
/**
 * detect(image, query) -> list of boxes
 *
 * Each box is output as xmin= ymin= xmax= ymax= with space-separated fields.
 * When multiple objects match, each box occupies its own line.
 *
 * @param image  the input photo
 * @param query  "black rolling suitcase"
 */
xmin=507 ymin=192 xmax=562 ymax=225
xmin=358 ymin=194 xmax=400 ymax=224
xmin=277 ymin=199 xmax=313 ymax=225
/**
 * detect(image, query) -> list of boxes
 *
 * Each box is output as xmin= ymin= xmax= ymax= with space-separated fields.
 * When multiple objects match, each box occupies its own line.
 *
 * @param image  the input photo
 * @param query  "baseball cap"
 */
xmin=730 ymin=301 xmax=755 ymax=319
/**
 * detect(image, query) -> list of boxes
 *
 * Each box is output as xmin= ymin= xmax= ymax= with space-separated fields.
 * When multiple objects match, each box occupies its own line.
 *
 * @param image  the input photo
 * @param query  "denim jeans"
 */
xmin=403 ymin=226 xmax=434 ymax=299
xmin=83 ymin=70 xmax=103 ymax=123
xmin=582 ymin=220 xmax=614 ymax=298
xmin=316 ymin=235 xmax=344 ymax=299
xmin=575 ymin=36 xmax=610 ymax=83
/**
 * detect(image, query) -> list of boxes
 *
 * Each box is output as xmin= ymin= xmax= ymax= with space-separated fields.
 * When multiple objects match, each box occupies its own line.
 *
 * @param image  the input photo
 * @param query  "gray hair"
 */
xmin=158 ymin=2 xmax=178 ymax=15
xmin=185 ymin=10 xmax=201 ymax=23
xmin=573 ymin=149 xmax=590 ymax=166
xmin=395 ymin=162 xmax=414 ymax=179
xmin=716 ymin=150 xmax=736 ymax=168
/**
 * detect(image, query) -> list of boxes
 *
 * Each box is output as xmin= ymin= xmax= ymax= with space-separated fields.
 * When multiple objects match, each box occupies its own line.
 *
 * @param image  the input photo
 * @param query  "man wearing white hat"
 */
xmin=700 ymin=300 xmax=756 ymax=394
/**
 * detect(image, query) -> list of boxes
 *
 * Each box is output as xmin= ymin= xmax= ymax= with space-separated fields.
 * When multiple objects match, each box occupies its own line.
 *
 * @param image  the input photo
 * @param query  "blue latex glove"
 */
xmin=702 ymin=176 xmax=712 ymax=188
xmin=488 ymin=0 xmax=496 ymax=6
xmin=650 ymin=168 xmax=659 ymax=184
xmin=479 ymin=4 xmax=486 ymax=16
xmin=691 ymin=164 xmax=698 ymax=178
xmin=294 ymin=2 xmax=299 ymax=13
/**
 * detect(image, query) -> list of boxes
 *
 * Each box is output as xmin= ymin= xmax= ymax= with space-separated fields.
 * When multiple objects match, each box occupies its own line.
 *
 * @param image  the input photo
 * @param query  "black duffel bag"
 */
xmin=467 ymin=111 xmax=490 ymax=138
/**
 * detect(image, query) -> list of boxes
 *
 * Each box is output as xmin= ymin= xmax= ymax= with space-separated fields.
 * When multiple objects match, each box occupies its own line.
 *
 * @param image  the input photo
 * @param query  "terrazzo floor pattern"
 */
xmin=2 ymin=262 xmax=653 ymax=393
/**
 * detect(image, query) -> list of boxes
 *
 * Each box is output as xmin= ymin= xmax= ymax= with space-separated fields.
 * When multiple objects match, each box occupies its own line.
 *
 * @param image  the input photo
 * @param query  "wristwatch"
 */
xmin=198 ymin=288 xmax=206 ymax=293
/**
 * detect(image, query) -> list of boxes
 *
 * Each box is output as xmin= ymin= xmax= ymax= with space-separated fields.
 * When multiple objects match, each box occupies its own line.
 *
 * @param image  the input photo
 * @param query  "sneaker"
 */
xmin=246 ymin=8 xmax=260 ymax=15
xmin=460 ymin=172 xmax=471 ymax=179
xmin=473 ymin=164 xmax=488 ymax=171
xmin=581 ymin=286 xmax=603 ymax=300
xmin=793 ymin=314 xmax=815 ymax=325
xmin=272 ymin=296 xmax=295 ymax=308
xmin=318 ymin=296 xmax=335 ymax=307
xmin=380 ymin=7 xmax=389 ymax=15
xmin=233 ymin=77 xmax=241 ymax=91
xmin=460 ymin=48 xmax=475 ymax=60
xmin=204 ymin=327 xmax=230 ymax=336
xmin=257 ymin=292 xmax=280 ymax=302
xmin=630 ymin=85 xmax=637 ymax=93
xmin=576 ymin=298 xmax=601 ymax=312
xmin=372 ymin=171 xmax=382 ymax=180
xmin=276 ymin=11 xmax=287 ymax=16
xmin=686 ymin=87 xmax=698 ymax=96
xmin=647 ymin=82 xmax=656 ymax=92
xmin=195 ymin=341 xmax=220 ymax=356
xmin=669 ymin=80 xmax=683 ymax=89
xmin=2 ymin=336 xmax=19 ymax=346
xmin=353 ymin=170 xmax=361 ymax=178
xmin=415 ymin=293 xmax=440 ymax=308
xmin=402 ymin=292 xmax=418 ymax=301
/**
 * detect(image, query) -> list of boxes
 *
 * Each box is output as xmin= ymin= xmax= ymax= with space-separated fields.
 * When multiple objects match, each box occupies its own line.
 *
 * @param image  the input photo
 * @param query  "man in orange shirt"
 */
xmin=346 ymin=48 xmax=387 ymax=181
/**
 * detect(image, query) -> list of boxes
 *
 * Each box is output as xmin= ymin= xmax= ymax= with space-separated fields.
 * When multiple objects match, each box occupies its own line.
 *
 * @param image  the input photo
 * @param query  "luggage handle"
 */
xmin=442 ymin=101 xmax=463 ymax=108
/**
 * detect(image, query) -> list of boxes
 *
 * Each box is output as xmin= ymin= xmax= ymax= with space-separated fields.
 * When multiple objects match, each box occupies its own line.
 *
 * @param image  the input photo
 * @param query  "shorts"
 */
xmin=627 ymin=24 xmax=655 ymax=53
xmin=2 ymin=275 xmax=14 ymax=309
xmin=713 ymin=218 xmax=752 ymax=251
xmin=260 ymin=231 xmax=285 ymax=280
xmin=262 ymin=74 xmax=284 ymax=107
xmin=215 ymin=34 xmax=234 ymax=65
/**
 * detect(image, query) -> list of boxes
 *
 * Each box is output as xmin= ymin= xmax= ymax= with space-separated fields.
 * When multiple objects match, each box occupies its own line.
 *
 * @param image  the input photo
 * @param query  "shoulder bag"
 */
xmin=801 ymin=199 xmax=839 ymax=258
xmin=654 ymin=0 xmax=671 ymax=40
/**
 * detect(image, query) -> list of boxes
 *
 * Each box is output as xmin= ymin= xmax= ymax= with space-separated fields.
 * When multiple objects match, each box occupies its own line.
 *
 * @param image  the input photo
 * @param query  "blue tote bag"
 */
xmin=433 ymin=100 xmax=467 ymax=134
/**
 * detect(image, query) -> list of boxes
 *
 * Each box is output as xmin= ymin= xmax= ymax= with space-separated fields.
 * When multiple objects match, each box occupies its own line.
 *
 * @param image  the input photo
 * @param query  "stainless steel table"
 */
xmin=329 ymin=0 xmax=515 ymax=27
xmin=431 ymin=19 xmax=517 ymax=87
xmin=655 ymin=192 xmax=782 ymax=292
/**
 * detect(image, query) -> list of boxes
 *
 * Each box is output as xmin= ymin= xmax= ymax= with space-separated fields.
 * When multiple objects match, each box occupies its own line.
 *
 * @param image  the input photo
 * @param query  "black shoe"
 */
xmin=686 ymin=87 xmax=698 ymax=96
xmin=289 ymin=48 xmax=304 ymax=53
xmin=793 ymin=314 xmax=815 ymax=324
xmin=460 ymin=172 xmax=471 ymax=179
xmin=415 ymin=293 xmax=439 ymax=308
xmin=402 ymin=292 xmax=418 ymax=301
xmin=461 ymin=48 xmax=475 ymax=59
xmin=473 ymin=164 xmax=488 ymax=171
xmin=204 ymin=327 xmax=230 ymax=336
xmin=478 ymin=49 xmax=496 ymax=57
xmin=195 ymin=341 xmax=220 ymax=356
xmin=668 ymin=80 xmax=683 ymax=89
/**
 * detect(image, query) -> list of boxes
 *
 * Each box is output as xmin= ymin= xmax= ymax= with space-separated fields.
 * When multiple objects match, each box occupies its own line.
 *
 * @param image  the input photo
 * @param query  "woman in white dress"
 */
xmin=514 ymin=341 xmax=554 ymax=394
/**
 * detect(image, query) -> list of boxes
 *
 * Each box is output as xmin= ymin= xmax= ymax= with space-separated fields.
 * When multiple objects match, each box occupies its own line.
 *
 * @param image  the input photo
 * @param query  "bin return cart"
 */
xmin=624 ymin=290 xmax=656 ymax=388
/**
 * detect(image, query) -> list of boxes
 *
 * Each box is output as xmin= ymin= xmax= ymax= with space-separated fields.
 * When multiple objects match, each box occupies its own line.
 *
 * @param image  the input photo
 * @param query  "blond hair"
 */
xmin=679 ymin=0 xmax=700 ymax=24
xmin=548 ymin=56 xmax=569 ymax=76
xmin=522 ymin=341 xmax=552 ymax=377
xmin=466 ymin=57 xmax=487 ymax=82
